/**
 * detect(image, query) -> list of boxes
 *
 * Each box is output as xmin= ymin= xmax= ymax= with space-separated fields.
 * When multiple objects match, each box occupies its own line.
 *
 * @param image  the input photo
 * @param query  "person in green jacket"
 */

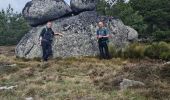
xmin=97 ymin=21 xmax=110 ymax=59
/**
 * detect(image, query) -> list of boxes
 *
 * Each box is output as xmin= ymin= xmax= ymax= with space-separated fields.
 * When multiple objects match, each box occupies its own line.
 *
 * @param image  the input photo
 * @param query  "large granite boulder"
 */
xmin=16 ymin=11 xmax=128 ymax=58
xmin=126 ymin=26 xmax=138 ymax=41
xmin=23 ymin=0 xmax=72 ymax=26
xmin=70 ymin=0 xmax=97 ymax=13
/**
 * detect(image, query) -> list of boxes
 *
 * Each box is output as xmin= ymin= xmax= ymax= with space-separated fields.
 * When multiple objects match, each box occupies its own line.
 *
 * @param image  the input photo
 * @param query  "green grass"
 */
xmin=0 ymin=53 xmax=170 ymax=100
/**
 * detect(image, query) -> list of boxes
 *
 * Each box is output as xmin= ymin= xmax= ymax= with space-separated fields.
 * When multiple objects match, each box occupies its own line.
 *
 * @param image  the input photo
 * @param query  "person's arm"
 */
xmin=39 ymin=28 xmax=45 ymax=39
xmin=97 ymin=30 xmax=99 ymax=39
xmin=54 ymin=32 xmax=63 ymax=37
xmin=97 ymin=30 xmax=102 ymax=39
xmin=39 ymin=28 xmax=45 ymax=45
xmin=39 ymin=37 xmax=42 ymax=42
xmin=102 ymin=33 xmax=109 ymax=37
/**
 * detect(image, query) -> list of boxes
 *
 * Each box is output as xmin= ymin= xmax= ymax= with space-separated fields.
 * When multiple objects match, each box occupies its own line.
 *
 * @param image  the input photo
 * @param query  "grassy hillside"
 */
xmin=0 ymin=46 xmax=170 ymax=100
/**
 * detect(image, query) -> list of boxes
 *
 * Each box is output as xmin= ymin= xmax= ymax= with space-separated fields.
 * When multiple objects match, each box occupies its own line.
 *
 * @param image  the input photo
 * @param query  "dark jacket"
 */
xmin=40 ymin=27 xmax=54 ymax=43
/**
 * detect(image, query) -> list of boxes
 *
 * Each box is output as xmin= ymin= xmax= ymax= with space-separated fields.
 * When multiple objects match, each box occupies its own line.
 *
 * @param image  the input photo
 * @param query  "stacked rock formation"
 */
xmin=22 ymin=0 xmax=72 ymax=26
xmin=16 ymin=0 xmax=137 ymax=58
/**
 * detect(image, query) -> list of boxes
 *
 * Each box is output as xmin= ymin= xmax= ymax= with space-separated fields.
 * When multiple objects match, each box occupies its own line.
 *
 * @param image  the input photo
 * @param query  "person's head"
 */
xmin=46 ymin=21 xmax=52 ymax=28
xmin=98 ymin=21 xmax=104 ymax=28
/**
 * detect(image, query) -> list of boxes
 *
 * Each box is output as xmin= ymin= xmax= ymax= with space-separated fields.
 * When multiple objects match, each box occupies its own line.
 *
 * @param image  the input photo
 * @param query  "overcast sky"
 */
xmin=0 ymin=0 xmax=71 ymax=13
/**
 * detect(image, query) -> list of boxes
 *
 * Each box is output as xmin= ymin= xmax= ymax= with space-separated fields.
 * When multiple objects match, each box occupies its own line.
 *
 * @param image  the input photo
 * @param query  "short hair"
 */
xmin=98 ymin=21 xmax=104 ymax=24
xmin=47 ymin=21 xmax=52 ymax=24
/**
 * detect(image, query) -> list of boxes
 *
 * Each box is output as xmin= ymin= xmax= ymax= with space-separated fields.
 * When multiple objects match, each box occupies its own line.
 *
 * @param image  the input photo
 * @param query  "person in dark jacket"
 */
xmin=97 ymin=21 xmax=111 ymax=59
xmin=39 ymin=21 xmax=63 ymax=61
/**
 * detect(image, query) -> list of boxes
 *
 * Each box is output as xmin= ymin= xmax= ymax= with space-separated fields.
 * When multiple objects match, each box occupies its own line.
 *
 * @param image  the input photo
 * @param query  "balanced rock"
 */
xmin=23 ymin=0 xmax=72 ymax=26
xmin=16 ymin=11 xmax=128 ymax=58
xmin=70 ymin=0 xmax=97 ymax=13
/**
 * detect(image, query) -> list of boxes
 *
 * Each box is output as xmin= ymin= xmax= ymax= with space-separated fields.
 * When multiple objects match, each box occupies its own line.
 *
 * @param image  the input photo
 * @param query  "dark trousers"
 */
xmin=41 ymin=41 xmax=52 ymax=61
xmin=98 ymin=41 xmax=110 ymax=59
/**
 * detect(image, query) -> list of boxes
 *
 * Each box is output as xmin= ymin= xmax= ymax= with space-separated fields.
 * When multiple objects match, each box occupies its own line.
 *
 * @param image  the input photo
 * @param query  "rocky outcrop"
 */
xmin=70 ymin=0 xmax=97 ymax=13
xmin=23 ymin=0 xmax=72 ymax=26
xmin=16 ymin=11 xmax=128 ymax=58
xmin=15 ymin=0 xmax=138 ymax=58
xmin=126 ymin=26 xmax=138 ymax=41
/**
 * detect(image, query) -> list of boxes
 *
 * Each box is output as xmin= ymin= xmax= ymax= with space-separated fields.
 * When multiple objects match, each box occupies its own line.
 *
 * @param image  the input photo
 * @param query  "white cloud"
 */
xmin=0 ymin=0 xmax=70 ymax=12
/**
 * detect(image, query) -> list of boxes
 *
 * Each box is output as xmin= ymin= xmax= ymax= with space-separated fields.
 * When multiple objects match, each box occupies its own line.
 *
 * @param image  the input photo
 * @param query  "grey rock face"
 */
xmin=70 ymin=0 xmax=97 ymax=13
xmin=126 ymin=26 xmax=138 ymax=41
xmin=23 ymin=0 xmax=72 ymax=26
xmin=120 ymin=79 xmax=145 ymax=90
xmin=16 ymin=11 xmax=128 ymax=58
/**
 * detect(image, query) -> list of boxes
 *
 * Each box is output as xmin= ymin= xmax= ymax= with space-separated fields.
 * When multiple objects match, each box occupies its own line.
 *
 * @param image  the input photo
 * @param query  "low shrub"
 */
xmin=153 ymin=31 xmax=170 ymax=42
xmin=144 ymin=42 xmax=170 ymax=59
xmin=109 ymin=43 xmax=145 ymax=59
xmin=144 ymin=43 xmax=159 ymax=59
xmin=108 ymin=43 xmax=117 ymax=57
xmin=123 ymin=43 xmax=145 ymax=59
xmin=160 ymin=52 xmax=170 ymax=61
xmin=109 ymin=42 xmax=170 ymax=60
